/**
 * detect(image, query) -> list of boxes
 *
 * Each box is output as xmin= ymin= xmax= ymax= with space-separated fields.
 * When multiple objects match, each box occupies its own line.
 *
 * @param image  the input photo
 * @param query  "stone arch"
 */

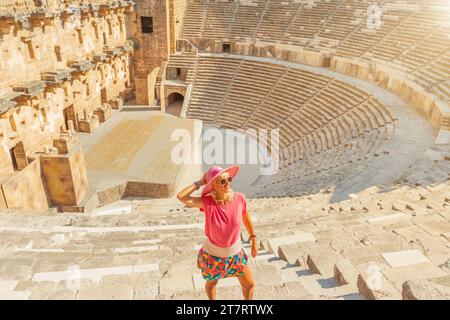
xmin=165 ymin=92 xmax=184 ymax=117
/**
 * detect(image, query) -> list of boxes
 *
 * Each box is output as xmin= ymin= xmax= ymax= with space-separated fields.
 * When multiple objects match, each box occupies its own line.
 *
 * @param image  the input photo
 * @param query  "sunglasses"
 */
xmin=219 ymin=177 xmax=232 ymax=185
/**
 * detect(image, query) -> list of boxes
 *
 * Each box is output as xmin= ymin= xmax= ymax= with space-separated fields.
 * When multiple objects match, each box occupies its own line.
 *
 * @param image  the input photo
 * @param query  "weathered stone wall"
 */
xmin=0 ymin=0 xmax=42 ymax=13
xmin=131 ymin=0 xmax=186 ymax=104
xmin=41 ymin=144 xmax=88 ymax=207
xmin=0 ymin=1 xmax=135 ymax=211
xmin=330 ymin=57 xmax=371 ymax=81
xmin=135 ymin=66 xmax=159 ymax=105
xmin=131 ymin=0 xmax=169 ymax=78
xmin=182 ymin=38 xmax=331 ymax=68
xmin=0 ymin=158 xmax=49 ymax=211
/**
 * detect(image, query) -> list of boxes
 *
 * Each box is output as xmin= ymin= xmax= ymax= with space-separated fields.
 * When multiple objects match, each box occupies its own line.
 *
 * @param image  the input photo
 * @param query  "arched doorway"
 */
xmin=166 ymin=92 xmax=184 ymax=117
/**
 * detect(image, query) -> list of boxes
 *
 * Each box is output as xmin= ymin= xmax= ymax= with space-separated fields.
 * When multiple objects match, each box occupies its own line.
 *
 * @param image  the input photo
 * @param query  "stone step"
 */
xmin=250 ymin=251 xmax=289 ymax=270
xmin=89 ymin=200 xmax=134 ymax=217
xmin=266 ymin=233 xmax=316 ymax=256
xmin=381 ymin=262 xmax=448 ymax=292
xmin=356 ymin=262 xmax=402 ymax=300
xmin=306 ymin=245 xmax=344 ymax=278
xmin=31 ymin=263 xmax=160 ymax=284
xmin=279 ymin=266 xmax=312 ymax=283
xmin=381 ymin=249 xmax=431 ymax=268
xmin=283 ymin=281 xmax=318 ymax=299
xmin=0 ymin=177 xmax=449 ymax=300
xmin=0 ymin=223 xmax=204 ymax=234
xmin=334 ymin=259 xmax=359 ymax=286
xmin=299 ymin=273 xmax=363 ymax=299
xmin=278 ymin=244 xmax=308 ymax=265
xmin=0 ymin=290 xmax=31 ymax=300
xmin=165 ymin=283 xmax=311 ymax=300
xmin=192 ymin=274 xmax=240 ymax=290
xmin=402 ymin=276 xmax=450 ymax=300
xmin=276 ymin=263 xmax=365 ymax=299
xmin=0 ymin=281 xmax=19 ymax=293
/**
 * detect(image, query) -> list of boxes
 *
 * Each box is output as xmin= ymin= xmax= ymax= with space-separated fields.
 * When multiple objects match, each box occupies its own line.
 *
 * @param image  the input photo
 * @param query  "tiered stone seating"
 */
xmin=181 ymin=54 xmax=398 ymax=198
xmin=412 ymin=54 xmax=450 ymax=102
xmin=335 ymin=6 xmax=412 ymax=58
xmin=203 ymin=0 xmax=236 ymax=39
xmin=166 ymin=52 xmax=198 ymax=83
xmin=0 ymin=199 xmax=206 ymax=299
xmin=306 ymin=0 xmax=368 ymax=49
xmin=181 ymin=0 xmax=207 ymax=38
xmin=282 ymin=0 xmax=339 ymax=46
xmin=0 ymin=179 xmax=447 ymax=300
xmin=181 ymin=0 xmax=450 ymax=108
xmin=186 ymin=56 xmax=241 ymax=120
xmin=393 ymin=27 xmax=449 ymax=72
xmin=217 ymin=60 xmax=286 ymax=127
xmin=254 ymin=0 xmax=298 ymax=43
xmin=255 ymin=124 xmax=395 ymax=197
xmin=367 ymin=10 xmax=448 ymax=64
xmin=250 ymin=181 xmax=450 ymax=300
xmin=335 ymin=6 xmax=450 ymax=105
xmin=396 ymin=144 xmax=450 ymax=187
xmin=166 ymin=53 xmax=198 ymax=70
xmin=229 ymin=0 xmax=266 ymax=40
xmin=185 ymin=54 xmax=394 ymax=164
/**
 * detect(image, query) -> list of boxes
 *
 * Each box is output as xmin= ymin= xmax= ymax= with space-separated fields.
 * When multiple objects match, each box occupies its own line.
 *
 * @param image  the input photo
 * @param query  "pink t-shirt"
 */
xmin=199 ymin=192 xmax=247 ymax=247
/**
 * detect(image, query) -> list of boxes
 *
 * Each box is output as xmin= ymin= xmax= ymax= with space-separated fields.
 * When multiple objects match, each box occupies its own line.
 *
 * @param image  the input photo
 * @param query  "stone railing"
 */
xmin=179 ymin=83 xmax=193 ymax=119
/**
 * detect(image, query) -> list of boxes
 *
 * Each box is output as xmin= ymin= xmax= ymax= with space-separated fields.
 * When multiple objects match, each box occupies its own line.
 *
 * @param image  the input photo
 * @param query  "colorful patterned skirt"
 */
xmin=197 ymin=248 xmax=249 ymax=281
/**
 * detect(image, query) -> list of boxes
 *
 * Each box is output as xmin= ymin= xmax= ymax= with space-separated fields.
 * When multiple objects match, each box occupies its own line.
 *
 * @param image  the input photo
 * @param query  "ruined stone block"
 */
xmin=306 ymin=245 xmax=343 ymax=278
xmin=267 ymin=233 xmax=316 ymax=255
xmin=0 ymin=98 xmax=17 ymax=114
xmin=356 ymin=263 xmax=402 ymax=300
xmin=40 ymin=145 xmax=88 ymax=207
xmin=78 ymin=116 xmax=100 ymax=133
xmin=69 ymin=59 xmax=94 ymax=73
xmin=402 ymin=277 xmax=450 ymax=300
xmin=0 ymin=159 xmax=49 ymax=211
xmin=93 ymin=53 xmax=108 ymax=63
xmin=41 ymin=69 xmax=72 ymax=85
xmin=93 ymin=104 xmax=112 ymax=123
xmin=278 ymin=244 xmax=304 ymax=265
xmin=105 ymin=47 xmax=122 ymax=57
xmin=12 ymin=81 xmax=46 ymax=97
xmin=53 ymin=134 xmax=81 ymax=155
xmin=334 ymin=259 xmax=358 ymax=285
xmin=109 ymin=97 xmax=123 ymax=110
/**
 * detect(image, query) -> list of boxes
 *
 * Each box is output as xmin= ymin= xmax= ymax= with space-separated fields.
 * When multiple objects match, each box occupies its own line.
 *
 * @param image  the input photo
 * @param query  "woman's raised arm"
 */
xmin=176 ymin=174 xmax=206 ymax=208
xmin=176 ymin=183 xmax=203 ymax=208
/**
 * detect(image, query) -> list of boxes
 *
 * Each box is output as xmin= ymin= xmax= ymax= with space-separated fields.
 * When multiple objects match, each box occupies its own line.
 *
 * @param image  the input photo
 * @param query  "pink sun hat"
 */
xmin=201 ymin=165 xmax=240 ymax=196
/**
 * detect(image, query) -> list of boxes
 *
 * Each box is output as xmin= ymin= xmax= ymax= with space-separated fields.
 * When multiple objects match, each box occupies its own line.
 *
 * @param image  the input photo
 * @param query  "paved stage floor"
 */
xmin=79 ymin=107 xmax=202 ymax=201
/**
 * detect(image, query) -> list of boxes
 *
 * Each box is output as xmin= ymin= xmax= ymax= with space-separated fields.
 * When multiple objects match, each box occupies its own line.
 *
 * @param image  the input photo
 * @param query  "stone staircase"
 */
xmin=0 ymin=178 xmax=448 ymax=300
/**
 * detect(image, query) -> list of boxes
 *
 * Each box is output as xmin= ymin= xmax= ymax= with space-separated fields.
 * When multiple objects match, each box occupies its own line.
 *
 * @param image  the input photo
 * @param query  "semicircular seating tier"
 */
xmin=175 ymin=54 xmax=397 ymax=196
xmin=181 ymin=0 xmax=450 ymax=106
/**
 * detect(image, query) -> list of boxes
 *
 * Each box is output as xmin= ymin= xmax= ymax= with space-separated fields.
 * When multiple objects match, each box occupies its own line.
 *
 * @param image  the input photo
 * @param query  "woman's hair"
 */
xmin=211 ymin=178 xmax=219 ymax=193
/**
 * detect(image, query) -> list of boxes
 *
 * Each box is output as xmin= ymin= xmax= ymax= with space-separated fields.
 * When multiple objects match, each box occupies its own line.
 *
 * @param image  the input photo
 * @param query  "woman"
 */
xmin=176 ymin=165 xmax=258 ymax=300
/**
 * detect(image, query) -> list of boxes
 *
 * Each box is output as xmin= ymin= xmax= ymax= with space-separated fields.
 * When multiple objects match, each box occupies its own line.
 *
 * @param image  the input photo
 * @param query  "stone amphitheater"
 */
xmin=0 ymin=0 xmax=449 ymax=300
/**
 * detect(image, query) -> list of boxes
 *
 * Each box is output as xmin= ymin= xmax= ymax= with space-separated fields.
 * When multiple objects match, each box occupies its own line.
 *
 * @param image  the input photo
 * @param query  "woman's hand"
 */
xmin=250 ymin=237 xmax=258 ymax=258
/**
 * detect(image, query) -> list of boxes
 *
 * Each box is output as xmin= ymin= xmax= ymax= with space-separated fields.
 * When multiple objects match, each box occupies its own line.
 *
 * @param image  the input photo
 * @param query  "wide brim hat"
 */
xmin=201 ymin=165 xmax=240 ymax=196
